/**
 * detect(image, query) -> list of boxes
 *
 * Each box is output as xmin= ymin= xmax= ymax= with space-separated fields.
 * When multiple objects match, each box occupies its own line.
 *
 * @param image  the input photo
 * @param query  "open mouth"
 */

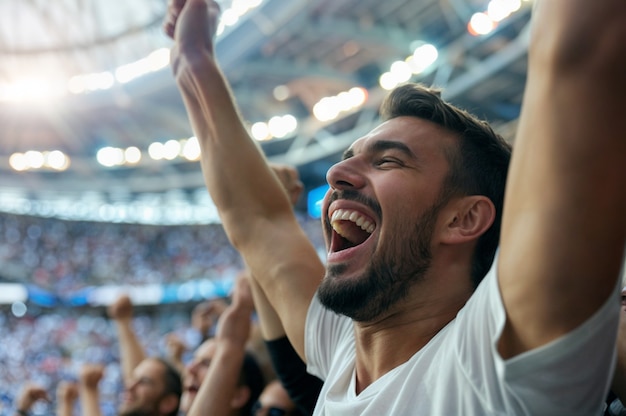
xmin=330 ymin=208 xmax=375 ymax=252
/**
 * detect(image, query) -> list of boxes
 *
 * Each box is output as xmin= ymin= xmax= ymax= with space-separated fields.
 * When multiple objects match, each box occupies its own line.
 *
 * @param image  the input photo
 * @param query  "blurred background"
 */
xmin=0 ymin=0 xmax=533 ymax=413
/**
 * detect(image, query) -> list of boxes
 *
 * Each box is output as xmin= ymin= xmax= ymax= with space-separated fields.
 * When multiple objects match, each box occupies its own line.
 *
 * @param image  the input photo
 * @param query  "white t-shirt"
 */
xmin=305 ymin=256 xmax=620 ymax=415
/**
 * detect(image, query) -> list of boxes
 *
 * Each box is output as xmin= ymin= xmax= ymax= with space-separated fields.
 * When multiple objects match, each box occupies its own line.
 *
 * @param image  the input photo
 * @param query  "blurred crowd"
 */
xmin=0 ymin=305 xmax=181 ymax=415
xmin=0 ymin=211 xmax=324 ymax=292
xmin=0 ymin=210 xmax=325 ymax=415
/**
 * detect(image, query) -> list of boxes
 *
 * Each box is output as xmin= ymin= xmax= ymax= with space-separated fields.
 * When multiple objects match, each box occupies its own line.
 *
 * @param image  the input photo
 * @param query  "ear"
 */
xmin=230 ymin=385 xmax=251 ymax=410
xmin=441 ymin=195 xmax=495 ymax=245
xmin=158 ymin=394 xmax=180 ymax=415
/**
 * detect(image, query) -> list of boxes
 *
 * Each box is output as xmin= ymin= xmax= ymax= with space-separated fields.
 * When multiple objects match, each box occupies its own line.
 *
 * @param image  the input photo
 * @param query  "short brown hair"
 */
xmin=380 ymin=83 xmax=512 ymax=287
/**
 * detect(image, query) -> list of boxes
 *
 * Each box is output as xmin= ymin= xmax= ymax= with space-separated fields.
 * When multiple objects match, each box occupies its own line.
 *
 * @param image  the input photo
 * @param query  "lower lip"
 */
xmin=327 ymin=244 xmax=362 ymax=264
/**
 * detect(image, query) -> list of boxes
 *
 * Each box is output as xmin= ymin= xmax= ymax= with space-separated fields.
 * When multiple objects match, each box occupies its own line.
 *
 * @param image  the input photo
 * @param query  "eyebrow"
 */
xmin=342 ymin=140 xmax=415 ymax=160
xmin=139 ymin=377 xmax=156 ymax=385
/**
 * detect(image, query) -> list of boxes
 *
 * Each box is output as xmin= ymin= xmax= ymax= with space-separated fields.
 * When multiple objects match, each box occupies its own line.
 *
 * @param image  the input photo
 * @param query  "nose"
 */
xmin=126 ymin=378 xmax=139 ymax=392
xmin=326 ymin=158 xmax=365 ymax=191
xmin=187 ymin=361 xmax=198 ymax=376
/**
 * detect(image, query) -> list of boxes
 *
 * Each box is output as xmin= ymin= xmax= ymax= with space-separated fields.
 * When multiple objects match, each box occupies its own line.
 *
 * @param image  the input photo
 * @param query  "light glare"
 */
xmin=468 ymin=12 xmax=496 ymax=36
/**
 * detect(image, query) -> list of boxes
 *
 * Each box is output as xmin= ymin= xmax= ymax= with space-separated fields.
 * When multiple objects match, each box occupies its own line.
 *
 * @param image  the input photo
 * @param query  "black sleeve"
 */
xmin=265 ymin=336 xmax=324 ymax=416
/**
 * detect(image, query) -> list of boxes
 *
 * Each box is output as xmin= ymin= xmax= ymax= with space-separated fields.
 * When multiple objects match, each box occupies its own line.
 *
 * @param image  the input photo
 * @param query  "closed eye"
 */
xmin=375 ymin=157 xmax=404 ymax=167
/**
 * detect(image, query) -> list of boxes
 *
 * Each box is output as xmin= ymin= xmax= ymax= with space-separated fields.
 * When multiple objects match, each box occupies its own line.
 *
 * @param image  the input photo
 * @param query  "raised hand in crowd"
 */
xmin=191 ymin=297 xmax=228 ymax=342
xmin=56 ymin=381 xmax=79 ymax=416
xmin=14 ymin=383 xmax=50 ymax=416
xmin=78 ymin=364 xmax=105 ymax=416
xmin=165 ymin=332 xmax=188 ymax=374
xmin=107 ymin=294 xmax=147 ymax=384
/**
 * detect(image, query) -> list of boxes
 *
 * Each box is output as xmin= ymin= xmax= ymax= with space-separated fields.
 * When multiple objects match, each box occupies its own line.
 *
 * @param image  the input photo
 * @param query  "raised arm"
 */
xmin=236 ymin=164 xmax=323 ymax=410
xmin=56 ymin=381 xmax=79 ymax=416
xmin=249 ymin=163 xmax=305 ymax=342
xmin=78 ymin=364 xmax=104 ymax=416
xmin=498 ymin=0 xmax=626 ymax=357
xmin=186 ymin=274 xmax=255 ymax=416
xmin=164 ymin=0 xmax=324 ymax=357
xmin=165 ymin=333 xmax=188 ymax=374
xmin=107 ymin=294 xmax=146 ymax=385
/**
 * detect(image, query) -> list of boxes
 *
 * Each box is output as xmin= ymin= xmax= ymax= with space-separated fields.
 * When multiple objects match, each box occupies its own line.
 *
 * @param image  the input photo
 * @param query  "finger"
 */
xmin=169 ymin=0 xmax=186 ymax=14
xmin=208 ymin=0 xmax=221 ymax=13
xmin=164 ymin=0 xmax=186 ymax=38
xmin=164 ymin=21 xmax=176 ymax=39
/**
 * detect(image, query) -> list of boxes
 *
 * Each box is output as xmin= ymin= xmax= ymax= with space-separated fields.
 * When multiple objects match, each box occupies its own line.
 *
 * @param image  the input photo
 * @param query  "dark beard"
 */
xmin=317 ymin=200 xmax=439 ymax=322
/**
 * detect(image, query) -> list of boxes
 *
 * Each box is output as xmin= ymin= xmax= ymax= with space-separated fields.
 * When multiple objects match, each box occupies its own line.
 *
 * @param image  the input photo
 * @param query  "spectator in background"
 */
xmin=12 ymin=380 xmax=81 ymax=416
xmin=117 ymin=357 xmax=181 ymax=416
xmin=0 ymin=213 xmax=249 ymax=291
xmin=78 ymin=359 xmax=181 ymax=416
xmin=252 ymin=379 xmax=300 ymax=416
xmin=107 ymin=295 xmax=148 ymax=387
xmin=104 ymin=286 xmax=266 ymax=416
xmin=0 ymin=199 xmax=325 ymax=414
xmin=103 ymin=295 xmax=182 ymax=416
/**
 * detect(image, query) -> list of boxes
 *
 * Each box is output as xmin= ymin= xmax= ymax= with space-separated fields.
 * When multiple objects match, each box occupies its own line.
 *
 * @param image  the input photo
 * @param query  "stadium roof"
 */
xmin=0 ymin=0 xmax=530 ymax=223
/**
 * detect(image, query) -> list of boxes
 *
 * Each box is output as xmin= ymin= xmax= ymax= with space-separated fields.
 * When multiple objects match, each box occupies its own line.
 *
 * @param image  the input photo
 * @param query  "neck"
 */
xmin=352 ymin=259 xmax=473 ymax=394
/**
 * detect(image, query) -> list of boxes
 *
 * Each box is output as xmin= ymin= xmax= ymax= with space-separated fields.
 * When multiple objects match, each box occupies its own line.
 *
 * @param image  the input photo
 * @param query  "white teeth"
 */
xmin=330 ymin=209 xmax=375 ymax=234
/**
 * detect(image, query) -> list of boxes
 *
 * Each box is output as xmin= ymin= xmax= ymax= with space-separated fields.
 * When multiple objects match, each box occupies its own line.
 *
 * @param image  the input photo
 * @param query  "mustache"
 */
xmin=326 ymin=189 xmax=382 ymax=220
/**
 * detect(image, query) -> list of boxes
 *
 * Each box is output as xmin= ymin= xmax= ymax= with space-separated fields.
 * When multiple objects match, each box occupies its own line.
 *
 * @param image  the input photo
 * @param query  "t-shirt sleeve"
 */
xmin=456 ymin=252 xmax=621 ymax=415
xmin=305 ymin=293 xmax=354 ymax=380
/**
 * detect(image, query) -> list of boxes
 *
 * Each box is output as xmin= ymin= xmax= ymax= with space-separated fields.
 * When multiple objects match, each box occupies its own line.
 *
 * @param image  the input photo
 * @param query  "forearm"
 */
xmin=186 ymin=344 xmax=247 ymax=416
xmin=175 ymin=53 xmax=295 ymax=244
xmin=56 ymin=401 xmax=74 ymax=416
xmin=114 ymin=320 xmax=146 ymax=383
xmin=249 ymin=273 xmax=286 ymax=341
xmin=78 ymin=389 xmax=102 ymax=416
